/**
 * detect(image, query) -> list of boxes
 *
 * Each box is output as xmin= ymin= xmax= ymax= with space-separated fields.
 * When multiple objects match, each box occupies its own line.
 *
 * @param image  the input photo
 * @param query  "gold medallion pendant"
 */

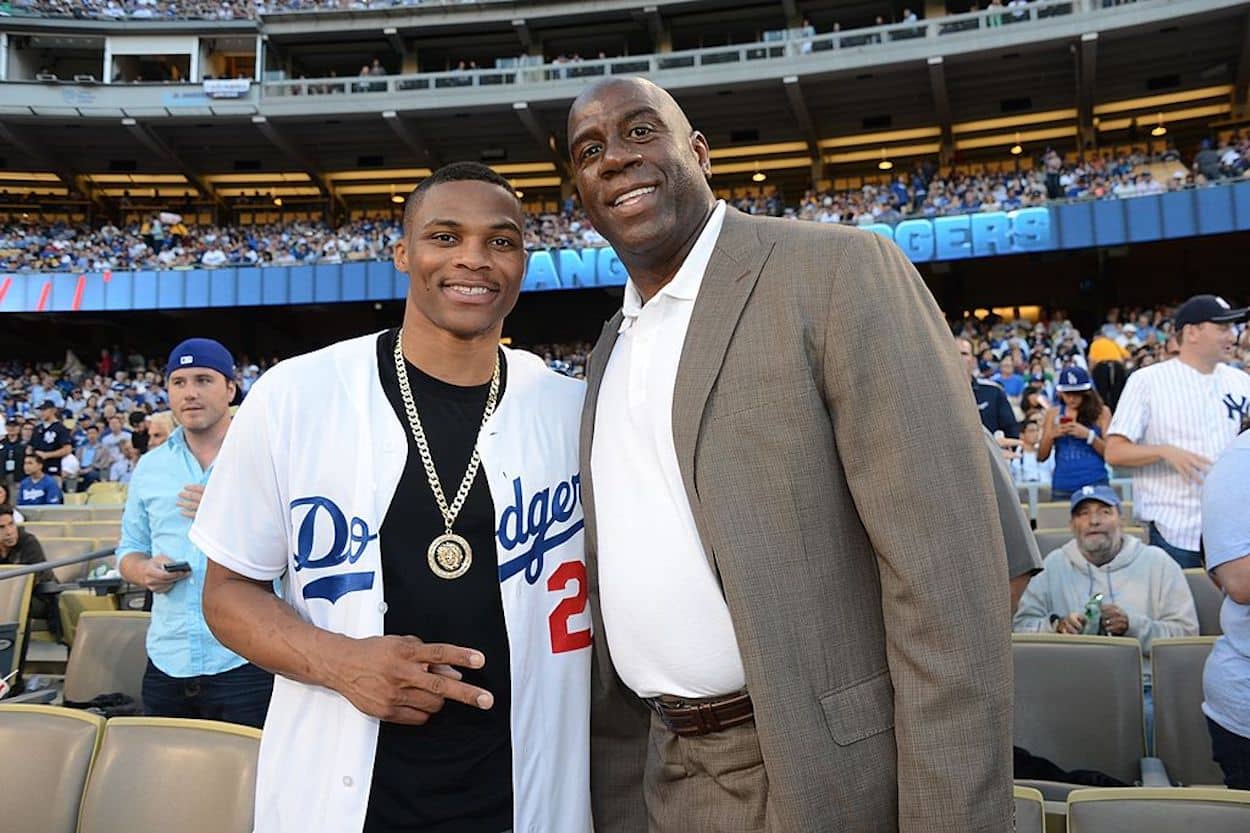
xmin=428 ymin=533 xmax=473 ymax=580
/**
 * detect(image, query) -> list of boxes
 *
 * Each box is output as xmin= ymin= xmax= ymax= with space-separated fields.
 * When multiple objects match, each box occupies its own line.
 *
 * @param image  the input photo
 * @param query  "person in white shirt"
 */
xmin=1106 ymin=295 xmax=1250 ymax=568
xmin=1010 ymin=418 xmax=1053 ymax=487
xmin=191 ymin=163 xmax=589 ymax=833
xmin=1201 ymin=428 xmax=1250 ymax=789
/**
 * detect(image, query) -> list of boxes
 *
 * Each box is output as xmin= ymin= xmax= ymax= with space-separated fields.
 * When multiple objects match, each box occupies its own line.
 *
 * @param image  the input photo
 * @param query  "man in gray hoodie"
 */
xmin=1014 ymin=484 xmax=1198 ymax=741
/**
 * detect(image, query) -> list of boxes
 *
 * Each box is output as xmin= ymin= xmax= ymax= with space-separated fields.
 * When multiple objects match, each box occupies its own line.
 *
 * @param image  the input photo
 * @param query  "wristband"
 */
xmin=1085 ymin=431 xmax=1095 ymax=445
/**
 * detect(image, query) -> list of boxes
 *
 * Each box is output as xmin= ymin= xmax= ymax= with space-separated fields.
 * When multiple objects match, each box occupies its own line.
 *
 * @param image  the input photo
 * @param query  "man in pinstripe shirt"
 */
xmin=1105 ymin=295 xmax=1250 ymax=568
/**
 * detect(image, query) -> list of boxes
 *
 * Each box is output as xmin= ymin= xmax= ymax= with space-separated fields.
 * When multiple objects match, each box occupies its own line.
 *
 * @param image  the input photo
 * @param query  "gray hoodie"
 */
xmin=1013 ymin=535 xmax=1199 ymax=683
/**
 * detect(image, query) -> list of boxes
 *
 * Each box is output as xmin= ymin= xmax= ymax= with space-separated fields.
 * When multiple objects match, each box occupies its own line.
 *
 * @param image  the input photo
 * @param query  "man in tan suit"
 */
xmin=568 ymin=77 xmax=1015 ymax=832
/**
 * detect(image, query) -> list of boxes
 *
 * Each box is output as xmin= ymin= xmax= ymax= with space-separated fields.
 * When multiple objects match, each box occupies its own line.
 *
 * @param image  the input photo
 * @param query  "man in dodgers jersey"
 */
xmin=191 ymin=163 xmax=590 ymax=833
xmin=1106 ymin=294 xmax=1250 ymax=569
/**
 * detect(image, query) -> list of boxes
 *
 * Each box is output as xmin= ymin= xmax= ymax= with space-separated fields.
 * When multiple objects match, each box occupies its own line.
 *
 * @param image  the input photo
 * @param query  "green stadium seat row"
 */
xmin=0 ymin=705 xmax=259 ymax=833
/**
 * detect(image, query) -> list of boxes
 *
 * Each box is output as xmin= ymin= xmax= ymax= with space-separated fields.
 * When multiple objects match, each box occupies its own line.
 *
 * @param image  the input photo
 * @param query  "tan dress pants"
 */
xmin=642 ymin=712 xmax=774 ymax=833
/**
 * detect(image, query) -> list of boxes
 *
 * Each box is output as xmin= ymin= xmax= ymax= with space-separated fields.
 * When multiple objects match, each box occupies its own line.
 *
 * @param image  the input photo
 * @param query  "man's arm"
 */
xmin=1212 ymin=555 xmax=1250 ymax=605
xmin=981 ymin=426 xmax=1042 ymax=613
xmin=994 ymin=388 xmax=1019 ymax=439
xmin=823 ymin=231 xmax=1012 ymax=832
xmin=202 ymin=562 xmax=493 ymax=724
xmin=1103 ymin=435 xmax=1210 ymax=481
xmin=1012 ymin=570 xmax=1057 ymax=633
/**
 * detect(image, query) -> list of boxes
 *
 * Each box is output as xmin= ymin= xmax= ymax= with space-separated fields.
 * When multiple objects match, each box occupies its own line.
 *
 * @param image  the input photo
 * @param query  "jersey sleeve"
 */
xmin=189 ymin=374 xmax=290 ymax=581
xmin=1107 ymin=370 xmax=1148 ymax=442
xmin=1202 ymin=444 xmax=1250 ymax=569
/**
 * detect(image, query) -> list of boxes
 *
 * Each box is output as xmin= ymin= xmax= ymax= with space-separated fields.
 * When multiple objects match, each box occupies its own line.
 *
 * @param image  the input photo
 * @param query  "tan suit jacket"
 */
xmin=581 ymin=207 xmax=1015 ymax=832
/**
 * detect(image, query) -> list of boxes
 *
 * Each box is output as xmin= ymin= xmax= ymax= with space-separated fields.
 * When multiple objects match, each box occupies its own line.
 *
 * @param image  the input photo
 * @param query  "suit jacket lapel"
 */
xmin=672 ymin=209 xmax=774 ymax=571
xmin=581 ymin=311 xmax=623 ymax=690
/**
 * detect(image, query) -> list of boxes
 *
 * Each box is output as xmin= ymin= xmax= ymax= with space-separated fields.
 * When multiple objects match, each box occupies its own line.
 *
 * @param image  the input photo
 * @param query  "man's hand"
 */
xmin=177 ymin=484 xmax=205 ymax=519
xmin=136 ymin=554 xmax=190 ymax=594
xmin=1161 ymin=446 xmax=1212 ymax=483
xmin=1056 ymin=613 xmax=1086 ymax=634
xmin=1100 ymin=603 xmax=1129 ymax=636
xmin=328 ymin=635 xmax=493 ymax=725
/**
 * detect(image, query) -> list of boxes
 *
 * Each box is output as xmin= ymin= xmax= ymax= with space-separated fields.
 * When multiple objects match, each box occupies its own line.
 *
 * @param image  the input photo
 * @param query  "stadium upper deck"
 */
xmin=0 ymin=0 xmax=1245 ymax=218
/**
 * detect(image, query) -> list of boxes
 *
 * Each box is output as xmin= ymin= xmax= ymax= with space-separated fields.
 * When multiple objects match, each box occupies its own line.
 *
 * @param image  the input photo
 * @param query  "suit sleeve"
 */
xmin=822 ymin=231 xmax=1013 ymax=833
xmin=983 ymin=428 xmax=1042 ymax=581
xmin=995 ymin=388 xmax=1020 ymax=439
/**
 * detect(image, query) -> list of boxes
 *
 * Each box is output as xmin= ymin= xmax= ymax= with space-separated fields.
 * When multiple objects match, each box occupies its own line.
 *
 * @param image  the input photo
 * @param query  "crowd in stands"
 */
xmin=6 ymin=139 xmax=1250 ymax=274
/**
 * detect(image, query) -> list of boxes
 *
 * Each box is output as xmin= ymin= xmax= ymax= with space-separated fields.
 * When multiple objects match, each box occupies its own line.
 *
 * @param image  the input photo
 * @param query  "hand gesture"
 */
xmin=330 ymin=635 xmax=494 ymax=726
xmin=177 ymin=484 xmax=205 ymax=519
xmin=1099 ymin=603 xmax=1129 ymax=636
xmin=1161 ymin=446 xmax=1211 ymax=484
xmin=1056 ymin=612 xmax=1086 ymax=635
xmin=138 ymin=554 xmax=190 ymax=594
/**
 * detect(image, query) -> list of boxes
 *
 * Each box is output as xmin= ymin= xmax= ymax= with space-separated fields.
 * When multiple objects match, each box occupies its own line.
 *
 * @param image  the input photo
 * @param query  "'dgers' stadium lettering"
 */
xmin=861 ymin=206 xmax=1053 ymax=263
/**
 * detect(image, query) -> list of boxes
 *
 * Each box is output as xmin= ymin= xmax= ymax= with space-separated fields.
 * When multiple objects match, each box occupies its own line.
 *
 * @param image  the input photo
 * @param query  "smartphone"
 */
xmin=1059 ymin=415 xmax=1074 ymax=424
xmin=162 ymin=561 xmax=192 ymax=574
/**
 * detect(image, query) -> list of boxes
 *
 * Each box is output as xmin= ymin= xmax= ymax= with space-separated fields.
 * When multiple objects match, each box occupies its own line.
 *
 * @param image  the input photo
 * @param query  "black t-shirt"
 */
xmin=0 ymin=437 xmax=25 ymax=479
xmin=364 ymin=329 xmax=513 ymax=833
xmin=31 ymin=420 xmax=71 ymax=475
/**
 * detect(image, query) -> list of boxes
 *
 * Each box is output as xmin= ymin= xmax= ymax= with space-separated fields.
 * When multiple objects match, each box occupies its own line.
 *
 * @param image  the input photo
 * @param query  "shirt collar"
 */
xmin=619 ymin=200 xmax=727 ymax=333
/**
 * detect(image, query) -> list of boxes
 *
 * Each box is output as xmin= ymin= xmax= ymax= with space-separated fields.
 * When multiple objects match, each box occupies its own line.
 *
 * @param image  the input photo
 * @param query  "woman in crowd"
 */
xmin=1038 ymin=365 xmax=1111 ymax=500
xmin=0 ymin=483 xmax=24 ymax=523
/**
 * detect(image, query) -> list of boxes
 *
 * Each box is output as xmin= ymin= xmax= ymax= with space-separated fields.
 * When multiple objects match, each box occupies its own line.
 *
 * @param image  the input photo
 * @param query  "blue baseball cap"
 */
xmin=166 ymin=338 xmax=236 ymax=382
xmin=1070 ymin=484 xmax=1121 ymax=514
xmin=1054 ymin=365 xmax=1093 ymax=392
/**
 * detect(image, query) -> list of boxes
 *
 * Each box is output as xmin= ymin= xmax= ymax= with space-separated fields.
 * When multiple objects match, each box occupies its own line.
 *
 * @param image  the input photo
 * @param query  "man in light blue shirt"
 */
xmin=1201 ymin=428 xmax=1250 ymax=789
xmin=117 ymin=338 xmax=272 ymax=728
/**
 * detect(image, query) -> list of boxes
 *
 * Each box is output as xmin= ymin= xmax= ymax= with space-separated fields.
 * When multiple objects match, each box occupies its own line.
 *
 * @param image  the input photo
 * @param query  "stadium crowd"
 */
xmin=4 ymin=140 xmax=1248 ymax=273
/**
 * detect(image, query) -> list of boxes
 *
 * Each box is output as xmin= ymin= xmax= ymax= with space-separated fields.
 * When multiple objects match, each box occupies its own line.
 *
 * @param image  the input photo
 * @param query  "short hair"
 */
xmin=23 ymin=448 xmax=40 ymax=467
xmin=403 ymin=161 xmax=518 ymax=231
xmin=0 ymin=504 xmax=13 ymax=521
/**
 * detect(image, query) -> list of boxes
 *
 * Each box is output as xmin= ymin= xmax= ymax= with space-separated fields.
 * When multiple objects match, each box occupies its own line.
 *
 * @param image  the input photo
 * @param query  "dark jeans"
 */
xmin=1148 ymin=522 xmax=1203 ymax=569
xmin=1208 ymin=717 xmax=1250 ymax=789
xmin=142 ymin=659 xmax=273 ymax=729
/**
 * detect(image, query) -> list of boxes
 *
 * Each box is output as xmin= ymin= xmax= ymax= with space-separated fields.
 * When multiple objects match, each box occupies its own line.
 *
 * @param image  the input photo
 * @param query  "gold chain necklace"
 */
xmin=393 ymin=331 xmax=500 ymax=580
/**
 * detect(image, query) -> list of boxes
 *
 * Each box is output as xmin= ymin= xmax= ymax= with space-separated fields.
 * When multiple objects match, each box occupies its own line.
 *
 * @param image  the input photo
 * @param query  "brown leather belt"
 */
xmin=645 ymin=691 xmax=754 ymax=737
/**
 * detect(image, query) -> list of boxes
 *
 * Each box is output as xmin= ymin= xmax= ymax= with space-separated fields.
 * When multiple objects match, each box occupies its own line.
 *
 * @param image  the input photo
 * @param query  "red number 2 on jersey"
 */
xmin=548 ymin=560 xmax=592 ymax=654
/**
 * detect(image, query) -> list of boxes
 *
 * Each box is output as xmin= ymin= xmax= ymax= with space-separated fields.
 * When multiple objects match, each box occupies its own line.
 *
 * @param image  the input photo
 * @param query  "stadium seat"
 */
xmin=62 ymin=611 xmax=149 ymax=707
xmin=0 ymin=565 xmax=34 ymax=684
xmin=1035 ymin=502 xmax=1072 ymax=529
xmin=1013 ymin=634 xmax=1146 ymax=787
xmin=56 ymin=590 xmax=119 ymax=647
xmin=0 ymin=704 xmax=105 ymax=833
xmin=22 ymin=521 xmax=69 ymax=538
xmin=1013 ymin=784 xmax=1046 ymax=833
xmin=1184 ymin=570 xmax=1224 ymax=636
xmin=28 ymin=506 xmax=93 ymax=523
xmin=78 ymin=717 xmax=261 ymax=833
xmin=1151 ymin=637 xmax=1225 ymax=787
xmin=64 ymin=492 xmax=89 ymax=505
xmin=40 ymin=538 xmax=98 ymax=581
xmin=1067 ymin=787 xmax=1250 ymax=833
xmin=86 ymin=488 xmax=126 ymax=506
xmin=1033 ymin=528 xmax=1070 ymax=556
xmin=68 ymin=521 xmax=122 ymax=542
xmin=89 ymin=507 xmax=124 ymax=522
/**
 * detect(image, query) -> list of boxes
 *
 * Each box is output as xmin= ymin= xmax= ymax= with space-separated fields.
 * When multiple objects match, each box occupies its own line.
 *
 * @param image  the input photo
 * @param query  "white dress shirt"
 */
xmin=591 ymin=201 xmax=748 ymax=700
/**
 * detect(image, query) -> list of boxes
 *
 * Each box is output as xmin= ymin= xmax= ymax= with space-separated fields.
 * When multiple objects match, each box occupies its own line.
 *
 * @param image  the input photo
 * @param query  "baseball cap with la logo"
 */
xmin=1054 ymin=365 xmax=1093 ymax=392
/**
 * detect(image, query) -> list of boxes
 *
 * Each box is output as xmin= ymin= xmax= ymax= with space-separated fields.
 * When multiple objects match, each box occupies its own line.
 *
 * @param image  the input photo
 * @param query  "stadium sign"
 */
xmin=861 ymin=207 xmax=1052 ymax=263
xmin=203 ymin=79 xmax=252 ymax=99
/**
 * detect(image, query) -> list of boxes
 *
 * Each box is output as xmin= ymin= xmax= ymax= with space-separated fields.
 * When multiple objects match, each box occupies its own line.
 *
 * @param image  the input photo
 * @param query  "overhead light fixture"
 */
xmin=1151 ymin=113 xmax=1167 ymax=137
xmin=751 ymin=166 xmax=766 ymax=183
xmin=514 ymin=189 xmax=524 ymax=198
xmin=1010 ymin=132 xmax=1023 ymax=155
xmin=391 ymin=193 xmax=404 ymax=204
xmin=272 ymin=196 xmax=283 ymax=206
xmin=877 ymin=148 xmax=893 ymax=171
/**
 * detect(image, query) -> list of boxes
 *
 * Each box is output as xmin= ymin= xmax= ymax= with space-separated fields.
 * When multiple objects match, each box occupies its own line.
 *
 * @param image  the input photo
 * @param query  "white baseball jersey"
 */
xmin=190 ymin=333 xmax=591 ymax=833
xmin=1108 ymin=359 xmax=1250 ymax=550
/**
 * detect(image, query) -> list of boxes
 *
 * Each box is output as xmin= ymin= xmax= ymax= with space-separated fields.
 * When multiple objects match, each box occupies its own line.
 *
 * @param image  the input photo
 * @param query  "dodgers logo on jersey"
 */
xmin=497 ymin=475 xmax=584 ymax=584
xmin=290 ymin=496 xmax=378 ymax=603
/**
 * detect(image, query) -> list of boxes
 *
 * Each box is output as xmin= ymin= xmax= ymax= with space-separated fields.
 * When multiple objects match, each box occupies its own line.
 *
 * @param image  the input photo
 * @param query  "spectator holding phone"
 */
xmin=116 ymin=338 xmax=272 ymax=727
xmin=1038 ymin=366 xmax=1111 ymax=500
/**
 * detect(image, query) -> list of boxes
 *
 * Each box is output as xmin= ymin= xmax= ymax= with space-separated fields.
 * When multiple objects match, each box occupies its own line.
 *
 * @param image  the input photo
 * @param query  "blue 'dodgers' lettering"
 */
xmin=497 ymin=474 xmax=584 ymax=584
xmin=290 ymin=496 xmax=378 ymax=603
